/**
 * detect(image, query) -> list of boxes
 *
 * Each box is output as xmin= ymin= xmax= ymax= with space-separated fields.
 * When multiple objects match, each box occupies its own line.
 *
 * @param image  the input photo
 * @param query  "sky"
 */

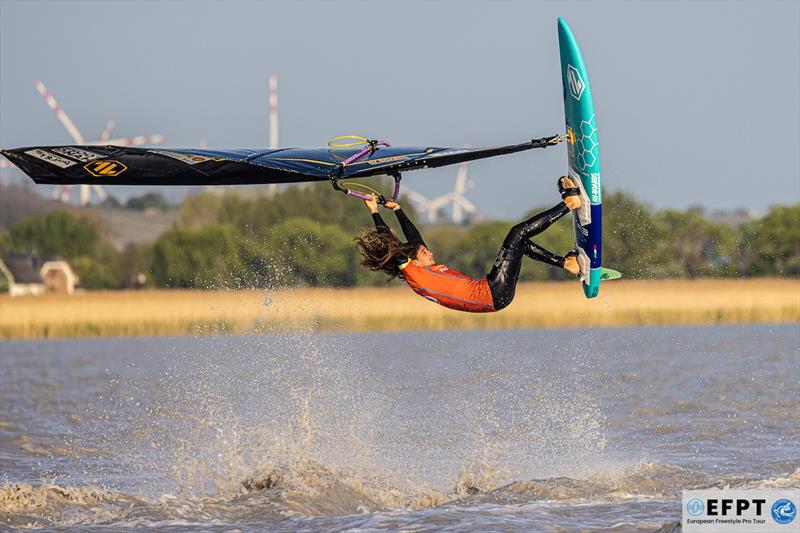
xmin=1 ymin=0 xmax=798 ymax=219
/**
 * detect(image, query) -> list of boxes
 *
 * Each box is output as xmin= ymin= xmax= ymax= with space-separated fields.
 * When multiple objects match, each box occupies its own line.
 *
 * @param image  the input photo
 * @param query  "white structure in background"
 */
xmin=267 ymin=73 xmax=279 ymax=196
xmin=18 ymin=79 xmax=165 ymax=206
xmin=447 ymin=160 xmax=478 ymax=224
xmin=400 ymin=187 xmax=436 ymax=220
xmin=403 ymin=159 xmax=479 ymax=224
xmin=269 ymin=74 xmax=279 ymax=150
xmin=0 ymin=253 xmax=79 ymax=296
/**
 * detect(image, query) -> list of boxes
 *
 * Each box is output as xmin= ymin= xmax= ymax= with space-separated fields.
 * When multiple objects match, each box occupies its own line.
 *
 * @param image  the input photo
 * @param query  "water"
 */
xmin=1 ymin=324 xmax=798 ymax=531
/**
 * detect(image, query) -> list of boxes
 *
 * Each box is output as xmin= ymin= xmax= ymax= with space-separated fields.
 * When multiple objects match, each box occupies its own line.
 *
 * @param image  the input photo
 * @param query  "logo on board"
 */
xmin=567 ymin=65 xmax=585 ymax=101
xmin=84 ymin=160 xmax=127 ymax=177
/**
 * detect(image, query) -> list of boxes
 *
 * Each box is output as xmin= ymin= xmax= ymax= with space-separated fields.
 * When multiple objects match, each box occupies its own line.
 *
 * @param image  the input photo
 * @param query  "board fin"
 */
xmin=599 ymin=268 xmax=622 ymax=281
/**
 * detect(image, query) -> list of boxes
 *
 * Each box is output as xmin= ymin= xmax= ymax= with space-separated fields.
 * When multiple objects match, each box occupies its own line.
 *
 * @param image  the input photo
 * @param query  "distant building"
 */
xmin=0 ymin=253 xmax=79 ymax=296
xmin=0 ymin=253 xmax=44 ymax=296
xmin=41 ymin=260 xmax=79 ymax=295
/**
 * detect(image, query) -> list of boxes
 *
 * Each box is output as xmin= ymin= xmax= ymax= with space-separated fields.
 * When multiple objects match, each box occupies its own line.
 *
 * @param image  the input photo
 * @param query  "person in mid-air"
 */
xmin=354 ymin=177 xmax=582 ymax=312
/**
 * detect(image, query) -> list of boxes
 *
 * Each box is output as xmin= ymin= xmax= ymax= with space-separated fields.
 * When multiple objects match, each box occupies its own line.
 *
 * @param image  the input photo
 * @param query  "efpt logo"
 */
xmin=772 ymin=498 xmax=797 ymax=525
xmin=683 ymin=489 xmax=800 ymax=532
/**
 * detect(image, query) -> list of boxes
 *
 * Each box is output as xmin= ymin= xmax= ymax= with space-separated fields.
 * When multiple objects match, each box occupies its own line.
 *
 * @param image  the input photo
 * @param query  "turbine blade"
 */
xmin=401 ymin=187 xmax=432 ymax=205
xmin=428 ymin=193 xmax=454 ymax=210
xmin=100 ymin=119 xmax=115 ymax=142
xmin=92 ymin=184 xmax=108 ymax=201
xmin=267 ymin=73 xmax=279 ymax=198
xmin=458 ymin=197 xmax=478 ymax=214
xmin=455 ymin=161 xmax=468 ymax=194
xmin=34 ymin=79 xmax=85 ymax=144
xmin=269 ymin=73 xmax=279 ymax=150
xmin=452 ymin=202 xmax=462 ymax=224
xmin=79 ymin=184 xmax=90 ymax=206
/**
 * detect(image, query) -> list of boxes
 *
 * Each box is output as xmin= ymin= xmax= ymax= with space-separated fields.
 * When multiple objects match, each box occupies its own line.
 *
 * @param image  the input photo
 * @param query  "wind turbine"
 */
xmin=267 ymin=73 xmax=279 ymax=196
xmin=26 ymin=80 xmax=164 ymax=205
xmin=449 ymin=160 xmax=478 ymax=224
xmin=402 ymin=158 xmax=479 ymax=224
xmin=400 ymin=187 xmax=437 ymax=221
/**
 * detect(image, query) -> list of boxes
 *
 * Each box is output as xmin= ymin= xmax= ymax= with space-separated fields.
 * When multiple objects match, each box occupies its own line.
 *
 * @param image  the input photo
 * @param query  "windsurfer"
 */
xmin=354 ymin=177 xmax=582 ymax=312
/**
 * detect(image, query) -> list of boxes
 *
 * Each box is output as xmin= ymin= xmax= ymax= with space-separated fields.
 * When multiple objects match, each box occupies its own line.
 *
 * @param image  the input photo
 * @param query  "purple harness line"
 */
xmin=341 ymin=140 xmax=391 ymax=166
xmin=337 ymin=140 xmax=397 ymax=203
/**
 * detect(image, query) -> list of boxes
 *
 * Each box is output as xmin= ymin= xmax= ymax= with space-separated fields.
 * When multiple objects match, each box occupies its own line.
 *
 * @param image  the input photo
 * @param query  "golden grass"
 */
xmin=0 ymin=279 xmax=798 ymax=340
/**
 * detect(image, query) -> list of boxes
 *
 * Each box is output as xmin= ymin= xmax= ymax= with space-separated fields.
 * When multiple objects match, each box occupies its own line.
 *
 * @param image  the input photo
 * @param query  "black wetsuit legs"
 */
xmin=525 ymin=241 xmax=566 ymax=268
xmin=487 ymin=202 xmax=570 ymax=310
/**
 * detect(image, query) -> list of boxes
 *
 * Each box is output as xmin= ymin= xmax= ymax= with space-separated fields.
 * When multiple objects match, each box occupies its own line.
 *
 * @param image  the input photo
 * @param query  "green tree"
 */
xmin=149 ymin=224 xmax=254 ymax=288
xmin=181 ymin=179 xmax=418 ymax=238
xmin=448 ymin=221 xmax=509 ymax=278
xmin=119 ymin=243 xmax=154 ymax=288
xmin=654 ymin=208 xmax=738 ymax=278
xmin=262 ymin=217 xmax=358 ymax=287
xmin=149 ymin=185 xmax=800 ymax=289
xmin=0 ymin=229 xmax=9 ymax=257
xmin=178 ymin=192 xmax=225 ymax=229
xmin=423 ymin=225 xmax=470 ymax=266
xmin=740 ymin=204 xmax=800 ymax=276
xmin=149 ymin=217 xmax=358 ymax=288
xmin=602 ymin=191 xmax=666 ymax=278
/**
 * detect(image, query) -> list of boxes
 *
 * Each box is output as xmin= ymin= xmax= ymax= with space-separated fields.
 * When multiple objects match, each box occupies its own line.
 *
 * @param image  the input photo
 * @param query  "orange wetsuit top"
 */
xmin=372 ymin=209 xmax=496 ymax=313
xmin=399 ymin=260 xmax=495 ymax=313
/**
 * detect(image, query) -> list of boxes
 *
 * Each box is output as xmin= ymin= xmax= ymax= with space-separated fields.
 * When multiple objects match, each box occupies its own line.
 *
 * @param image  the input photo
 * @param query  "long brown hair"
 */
xmin=353 ymin=230 xmax=419 ymax=279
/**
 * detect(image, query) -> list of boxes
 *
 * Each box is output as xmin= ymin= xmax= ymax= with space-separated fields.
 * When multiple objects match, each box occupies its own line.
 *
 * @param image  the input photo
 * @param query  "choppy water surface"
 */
xmin=1 ymin=324 xmax=798 ymax=532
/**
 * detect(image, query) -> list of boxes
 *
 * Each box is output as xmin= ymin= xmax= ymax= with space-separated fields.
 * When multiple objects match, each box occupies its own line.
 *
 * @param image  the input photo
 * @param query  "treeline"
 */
xmin=1 ymin=182 xmax=797 ymax=289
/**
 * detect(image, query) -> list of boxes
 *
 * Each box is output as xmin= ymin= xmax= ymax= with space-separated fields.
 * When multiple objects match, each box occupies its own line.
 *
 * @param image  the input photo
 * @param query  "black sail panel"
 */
xmin=1 ymin=137 xmax=559 ymax=186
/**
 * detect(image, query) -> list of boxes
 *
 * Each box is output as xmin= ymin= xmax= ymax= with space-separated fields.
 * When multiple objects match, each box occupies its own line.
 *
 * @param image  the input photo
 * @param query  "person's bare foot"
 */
xmin=563 ymin=253 xmax=580 ymax=275
xmin=558 ymin=177 xmax=583 ymax=211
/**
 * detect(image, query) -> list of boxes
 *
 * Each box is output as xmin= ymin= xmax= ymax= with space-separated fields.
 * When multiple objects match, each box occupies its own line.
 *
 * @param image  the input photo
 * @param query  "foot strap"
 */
xmin=558 ymin=176 xmax=580 ymax=200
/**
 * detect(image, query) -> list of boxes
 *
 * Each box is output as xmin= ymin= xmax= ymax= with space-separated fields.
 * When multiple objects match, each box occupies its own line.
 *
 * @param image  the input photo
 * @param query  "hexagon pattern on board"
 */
xmin=573 ymin=115 xmax=598 ymax=172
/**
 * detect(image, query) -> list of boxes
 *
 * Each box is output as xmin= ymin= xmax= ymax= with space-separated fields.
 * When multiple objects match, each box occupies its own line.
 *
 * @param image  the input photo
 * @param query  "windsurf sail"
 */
xmin=0 ymin=136 xmax=562 ymax=189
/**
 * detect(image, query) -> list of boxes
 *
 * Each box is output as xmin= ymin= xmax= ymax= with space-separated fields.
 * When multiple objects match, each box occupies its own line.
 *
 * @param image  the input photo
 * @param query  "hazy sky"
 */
xmin=1 ymin=0 xmax=798 ymax=219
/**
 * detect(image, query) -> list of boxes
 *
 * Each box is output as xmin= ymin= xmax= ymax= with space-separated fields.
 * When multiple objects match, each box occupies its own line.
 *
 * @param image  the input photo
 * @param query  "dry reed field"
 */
xmin=0 ymin=279 xmax=798 ymax=339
